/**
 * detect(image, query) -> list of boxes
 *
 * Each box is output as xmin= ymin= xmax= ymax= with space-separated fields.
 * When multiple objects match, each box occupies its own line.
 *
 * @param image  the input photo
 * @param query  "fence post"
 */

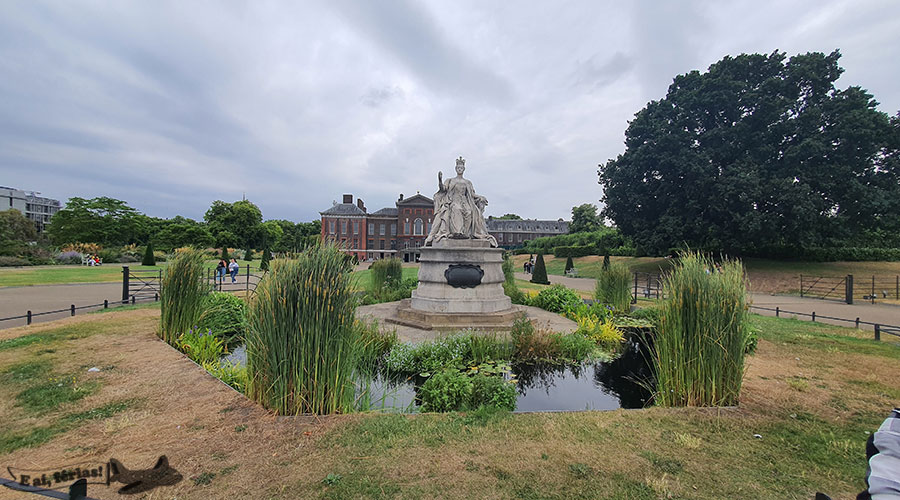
xmin=632 ymin=273 xmax=638 ymax=304
xmin=812 ymin=311 xmax=816 ymax=322
xmin=855 ymin=317 xmax=860 ymax=329
xmin=246 ymin=264 xmax=250 ymax=295
xmin=104 ymin=299 xmax=108 ymax=309
xmin=896 ymin=275 xmax=898 ymax=300
xmin=874 ymin=324 xmax=880 ymax=341
xmin=872 ymin=275 xmax=876 ymax=304
xmin=131 ymin=295 xmax=136 ymax=305
xmin=70 ymin=304 xmax=75 ymax=316
xmin=800 ymin=274 xmax=803 ymax=297
xmin=775 ymin=307 xmax=779 ymax=318
xmin=155 ymin=293 xmax=158 ymax=301
xmin=122 ymin=266 xmax=130 ymax=304
xmin=845 ymin=274 xmax=853 ymax=305
xmin=26 ymin=310 xmax=32 ymax=325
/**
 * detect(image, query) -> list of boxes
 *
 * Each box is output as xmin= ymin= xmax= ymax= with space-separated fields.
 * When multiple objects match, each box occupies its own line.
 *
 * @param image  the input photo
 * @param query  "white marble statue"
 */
xmin=425 ymin=157 xmax=498 ymax=247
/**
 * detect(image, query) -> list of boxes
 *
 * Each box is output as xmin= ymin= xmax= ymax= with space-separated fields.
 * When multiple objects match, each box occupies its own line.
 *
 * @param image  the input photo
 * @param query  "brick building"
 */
xmin=320 ymin=193 xmax=567 ymax=260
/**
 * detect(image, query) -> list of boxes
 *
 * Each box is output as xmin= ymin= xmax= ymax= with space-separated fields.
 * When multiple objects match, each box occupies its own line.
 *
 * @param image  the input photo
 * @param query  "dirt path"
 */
xmin=0 ymin=283 xmax=126 ymax=329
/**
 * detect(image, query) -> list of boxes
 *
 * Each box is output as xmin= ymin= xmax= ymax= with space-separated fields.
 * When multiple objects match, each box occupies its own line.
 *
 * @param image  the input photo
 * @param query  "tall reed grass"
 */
xmin=370 ymin=258 xmax=403 ymax=290
xmin=653 ymin=252 xmax=749 ymax=407
xmin=245 ymin=244 xmax=359 ymax=415
xmin=159 ymin=248 xmax=209 ymax=345
xmin=594 ymin=262 xmax=632 ymax=313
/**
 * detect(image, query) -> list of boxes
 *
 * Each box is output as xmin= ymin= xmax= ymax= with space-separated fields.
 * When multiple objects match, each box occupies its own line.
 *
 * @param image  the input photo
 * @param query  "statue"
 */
xmin=425 ymin=157 xmax=498 ymax=247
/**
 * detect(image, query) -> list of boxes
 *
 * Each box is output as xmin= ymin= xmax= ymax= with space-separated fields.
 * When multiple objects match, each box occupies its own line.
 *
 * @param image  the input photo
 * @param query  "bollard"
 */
xmin=775 ymin=307 xmax=779 ymax=318
xmin=131 ymin=295 xmax=136 ymax=305
xmin=155 ymin=293 xmax=159 ymax=301
xmin=855 ymin=317 xmax=860 ymax=329
xmin=122 ymin=266 xmax=130 ymax=304
xmin=811 ymin=311 xmax=816 ymax=322
xmin=70 ymin=304 xmax=75 ymax=316
xmin=875 ymin=324 xmax=881 ymax=341
xmin=104 ymin=299 xmax=108 ymax=309
xmin=26 ymin=310 xmax=32 ymax=325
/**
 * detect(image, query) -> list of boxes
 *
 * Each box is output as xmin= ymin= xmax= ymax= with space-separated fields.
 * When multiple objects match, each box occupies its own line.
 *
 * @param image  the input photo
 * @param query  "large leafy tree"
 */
xmin=599 ymin=50 xmax=900 ymax=255
xmin=204 ymin=200 xmax=263 ymax=249
xmin=0 ymin=209 xmax=38 ymax=254
xmin=47 ymin=197 xmax=145 ymax=246
xmin=570 ymin=204 xmax=602 ymax=233
xmin=154 ymin=216 xmax=215 ymax=251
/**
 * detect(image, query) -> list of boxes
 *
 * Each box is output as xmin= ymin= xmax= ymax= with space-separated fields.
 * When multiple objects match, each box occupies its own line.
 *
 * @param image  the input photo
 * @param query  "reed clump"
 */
xmin=246 ymin=244 xmax=359 ymax=415
xmin=159 ymin=248 xmax=209 ymax=345
xmin=594 ymin=262 xmax=632 ymax=313
xmin=370 ymin=258 xmax=403 ymax=291
xmin=653 ymin=252 xmax=749 ymax=407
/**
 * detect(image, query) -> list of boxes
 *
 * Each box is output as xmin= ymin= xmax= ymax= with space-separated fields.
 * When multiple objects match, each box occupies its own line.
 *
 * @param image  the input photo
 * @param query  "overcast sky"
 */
xmin=1 ymin=1 xmax=898 ymax=223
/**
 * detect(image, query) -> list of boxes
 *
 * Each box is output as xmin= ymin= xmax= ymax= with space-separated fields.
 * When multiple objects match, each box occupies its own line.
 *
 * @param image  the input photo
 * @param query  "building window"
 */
xmin=379 ymin=240 xmax=385 ymax=250
xmin=369 ymin=223 xmax=374 ymax=234
xmin=353 ymin=221 xmax=359 ymax=234
xmin=414 ymin=218 xmax=423 ymax=236
xmin=498 ymin=233 xmax=503 ymax=242
xmin=390 ymin=239 xmax=396 ymax=250
xmin=368 ymin=239 xmax=374 ymax=248
xmin=329 ymin=221 xmax=335 ymax=234
xmin=416 ymin=209 xmax=422 ymax=215
xmin=404 ymin=221 xmax=410 ymax=234
xmin=391 ymin=223 xmax=396 ymax=236
xmin=380 ymin=224 xmax=385 ymax=236
xmin=341 ymin=220 xmax=347 ymax=234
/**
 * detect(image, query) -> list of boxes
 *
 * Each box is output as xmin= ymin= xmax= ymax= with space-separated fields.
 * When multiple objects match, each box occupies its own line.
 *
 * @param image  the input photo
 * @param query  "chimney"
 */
xmin=399 ymin=193 xmax=404 ymax=201
xmin=357 ymin=198 xmax=365 ymax=211
xmin=343 ymin=194 xmax=353 ymax=204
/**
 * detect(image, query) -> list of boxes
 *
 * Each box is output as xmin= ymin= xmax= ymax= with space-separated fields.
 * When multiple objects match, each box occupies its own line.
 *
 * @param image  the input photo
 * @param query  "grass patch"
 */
xmin=0 ymin=359 xmax=52 ymax=383
xmin=15 ymin=375 xmax=101 ymax=414
xmin=0 ymin=399 xmax=135 ymax=454
xmin=751 ymin=315 xmax=900 ymax=359
xmin=0 ymin=322 xmax=111 ymax=352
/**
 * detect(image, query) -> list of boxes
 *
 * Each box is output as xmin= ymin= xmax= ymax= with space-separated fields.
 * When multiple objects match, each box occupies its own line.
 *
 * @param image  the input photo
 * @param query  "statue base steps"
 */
xmin=388 ymin=299 xmax=522 ymax=331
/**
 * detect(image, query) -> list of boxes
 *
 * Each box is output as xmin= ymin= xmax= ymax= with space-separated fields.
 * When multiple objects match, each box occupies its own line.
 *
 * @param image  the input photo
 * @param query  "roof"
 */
xmin=320 ymin=203 xmax=366 ymax=216
xmin=397 ymin=193 xmax=433 ymax=206
xmin=370 ymin=207 xmax=399 ymax=217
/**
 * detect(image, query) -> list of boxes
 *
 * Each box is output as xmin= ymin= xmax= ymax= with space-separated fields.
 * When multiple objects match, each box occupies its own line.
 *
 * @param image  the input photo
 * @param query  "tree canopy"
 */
xmin=46 ymin=197 xmax=145 ymax=246
xmin=569 ymin=204 xmax=602 ymax=233
xmin=204 ymin=200 xmax=263 ymax=249
xmin=599 ymin=50 xmax=900 ymax=255
xmin=494 ymin=214 xmax=523 ymax=220
xmin=0 ymin=209 xmax=38 ymax=253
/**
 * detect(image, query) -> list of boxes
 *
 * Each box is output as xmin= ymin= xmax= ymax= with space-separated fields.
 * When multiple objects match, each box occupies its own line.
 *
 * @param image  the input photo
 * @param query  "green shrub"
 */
xmin=201 ymin=360 xmax=248 ymax=393
xmin=260 ymin=245 xmax=271 ymax=271
xmin=510 ymin=315 xmax=557 ymax=362
xmin=153 ymin=251 xmax=167 ymax=262
xmin=246 ymin=245 xmax=358 ymax=415
xmin=523 ymin=227 xmax=632 ymax=255
xmin=530 ymin=254 xmax=550 ymax=285
xmin=382 ymin=332 xmax=512 ymax=375
xmin=159 ymin=249 xmax=209 ymax=345
xmin=197 ymin=292 xmax=248 ymax=346
xmin=384 ymin=343 xmax=416 ymax=373
xmin=532 ymin=284 xmax=581 ymax=313
xmin=142 ymin=242 xmax=156 ymax=266
xmin=98 ymin=248 xmax=121 ymax=263
xmin=470 ymin=374 xmax=516 ymax=411
xmin=419 ymin=369 xmax=473 ymax=412
xmin=178 ymin=329 xmax=225 ymax=365
xmin=502 ymin=253 xmax=527 ymax=304
xmin=553 ymin=332 xmax=596 ymax=361
xmin=629 ymin=306 xmax=660 ymax=323
xmin=0 ymin=256 xmax=30 ymax=267
xmin=371 ymin=258 xmax=403 ymax=291
xmin=653 ymin=252 xmax=749 ymax=407
xmin=553 ymin=245 xmax=595 ymax=258
xmin=595 ymin=262 xmax=632 ymax=312
xmin=244 ymin=247 xmax=253 ymax=262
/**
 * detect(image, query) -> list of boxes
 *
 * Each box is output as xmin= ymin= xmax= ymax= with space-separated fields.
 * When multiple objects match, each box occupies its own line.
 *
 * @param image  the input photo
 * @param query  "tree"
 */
xmin=204 ymin=200 xmax=263 ymax=249
xmin=260 ymin=244 xmax=271 ymax=271
xmin=530 ymin=254 xmax=550 ymax=285
xmin=599 ymin=50 xmax=900 ymax=255
xmin=221 ymin=247 xmax=230 ymax=261
xmin=142 ymin=242 xmax=156 ymax=266
xmin=570 ymin=204 xmax=601 ymax=233
xmin=0 ymin=209 xmax=38 ymax=253
xmin=495 ymin=214 xmax=522 ymax=220
xmin=47 ymin=197 xmax=144 ymax=246
xmin=154 ymin=217 xmax=214 ymax=251
xmin=244 ymin=246 xmax=253 ymax=262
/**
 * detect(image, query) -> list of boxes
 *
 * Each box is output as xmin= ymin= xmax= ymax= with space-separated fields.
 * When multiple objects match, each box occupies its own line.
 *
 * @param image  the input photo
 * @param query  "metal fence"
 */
xmin=205 ymin=265 xmax=266 ymax=295
xmin=631 ymin=272 xmax=663 ymax=303
xmin=0 ymin=294 xmax=159 ymax=327
xmin=800 ymin=274 xmax=900 ymax=304
xmin=749 ymin=304 xmax=900 ymax=341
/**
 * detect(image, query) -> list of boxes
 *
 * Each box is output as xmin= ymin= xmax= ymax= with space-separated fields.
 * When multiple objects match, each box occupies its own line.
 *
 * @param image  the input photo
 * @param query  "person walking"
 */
xmin=228 ymin=258 xmax=239 ymax=283
xmin=216 ymin=259 xmax=227 ymax=284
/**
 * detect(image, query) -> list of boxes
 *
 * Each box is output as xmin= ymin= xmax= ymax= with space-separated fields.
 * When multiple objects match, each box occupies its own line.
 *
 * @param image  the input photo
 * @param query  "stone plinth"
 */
xmin=410 ymin=239 xmax=512 ymax=314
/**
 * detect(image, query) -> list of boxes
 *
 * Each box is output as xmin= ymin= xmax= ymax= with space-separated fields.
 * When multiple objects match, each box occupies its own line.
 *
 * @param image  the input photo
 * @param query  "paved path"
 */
xmin=0 ymin=282 xmax=126 ymax=329
xmin=515 ymin=272 xmax=900 ymax=334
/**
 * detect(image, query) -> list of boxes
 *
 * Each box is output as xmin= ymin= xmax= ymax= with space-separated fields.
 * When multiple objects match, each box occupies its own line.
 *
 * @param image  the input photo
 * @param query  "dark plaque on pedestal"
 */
xmin=444 ymin=264 xmax=484 ymax=288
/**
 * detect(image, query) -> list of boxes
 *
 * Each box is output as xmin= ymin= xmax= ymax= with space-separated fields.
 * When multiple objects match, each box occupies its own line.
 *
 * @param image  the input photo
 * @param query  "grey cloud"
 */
xmin=361 ymin=86 xmax=405 ymax=107
xmin=572 ymin=52 xmax=635 ymax=90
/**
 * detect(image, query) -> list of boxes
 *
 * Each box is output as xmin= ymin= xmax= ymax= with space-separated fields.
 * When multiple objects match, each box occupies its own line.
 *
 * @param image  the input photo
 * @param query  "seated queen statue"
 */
xmin=425 ymin=157 xmax=498 ymax=247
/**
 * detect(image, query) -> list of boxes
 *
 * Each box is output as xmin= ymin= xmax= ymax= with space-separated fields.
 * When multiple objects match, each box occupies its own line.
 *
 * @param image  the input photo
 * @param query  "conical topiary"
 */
xmin=564 ymin=256 xmax=574 ymax=274
xmin=142 ymin=242 xmax=156 ymax=266
xmin=221 ymin=247 xmax=230 ymax=262
xmin=260 ymin=244 xmax=271 ymax=271
xmin=531 ymin=253 xmax=550 ymax=285
xmin=244 ymin=246 xmax=253 ymax=262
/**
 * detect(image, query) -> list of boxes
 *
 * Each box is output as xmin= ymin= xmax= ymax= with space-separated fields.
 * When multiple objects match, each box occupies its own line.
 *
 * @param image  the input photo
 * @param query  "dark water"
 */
xmin=222 ymin=339 xmax=653 ymax=413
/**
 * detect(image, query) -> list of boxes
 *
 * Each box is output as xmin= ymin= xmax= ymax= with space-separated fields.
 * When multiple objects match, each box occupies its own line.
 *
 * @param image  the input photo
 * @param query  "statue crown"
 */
xmin=456 ymin=156 xmax=465 ymax=168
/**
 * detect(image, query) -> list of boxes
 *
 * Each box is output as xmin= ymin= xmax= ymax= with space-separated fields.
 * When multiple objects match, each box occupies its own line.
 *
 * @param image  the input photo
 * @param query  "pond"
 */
xmin=221 ymin=338 xmax=653 ymax=413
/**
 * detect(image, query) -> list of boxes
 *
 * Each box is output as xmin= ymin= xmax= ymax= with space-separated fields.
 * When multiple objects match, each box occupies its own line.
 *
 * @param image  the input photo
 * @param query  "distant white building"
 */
xmin=0 ymin=186 xmax=61 ymax=233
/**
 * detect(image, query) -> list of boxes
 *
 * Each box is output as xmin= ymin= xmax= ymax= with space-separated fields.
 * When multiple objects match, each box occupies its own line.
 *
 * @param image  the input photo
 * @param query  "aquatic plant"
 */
xmin=531 ymin=284 xmax=581 ymax=313
xmin=246 ymin=244 xmax=358 ymax=415
xmin=594 ymin=262 xmax=632 ymax=312
xmin=178 ymin=329 xmax=225 ymax=365
xmin=159 ymin=248 xmax=209 ymax=345
xmin=653 ymin=251 xmax=749 ymax=407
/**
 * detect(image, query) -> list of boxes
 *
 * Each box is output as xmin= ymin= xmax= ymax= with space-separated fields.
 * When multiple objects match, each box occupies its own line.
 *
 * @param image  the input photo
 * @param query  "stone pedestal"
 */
xmin=409 ymin=239 xmax=512 ymax=314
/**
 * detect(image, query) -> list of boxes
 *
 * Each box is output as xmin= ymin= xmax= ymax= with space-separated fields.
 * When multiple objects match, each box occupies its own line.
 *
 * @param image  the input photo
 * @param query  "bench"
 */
xmin=564 ymin=268 xmax=579 ymax=278
xmin=81 ymin=256 xmax=102 ymax=266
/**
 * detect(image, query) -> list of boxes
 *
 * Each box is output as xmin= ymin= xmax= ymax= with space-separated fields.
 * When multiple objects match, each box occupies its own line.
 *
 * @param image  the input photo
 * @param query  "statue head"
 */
xmin=455 ymin=156 xmax=465 ymax=175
